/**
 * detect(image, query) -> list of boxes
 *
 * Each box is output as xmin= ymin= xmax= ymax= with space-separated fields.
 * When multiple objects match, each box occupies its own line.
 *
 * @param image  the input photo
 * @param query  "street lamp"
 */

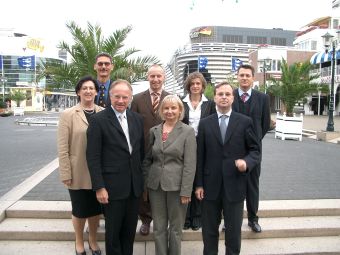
xmin=259 ymin=58 xmax=272 ymax=93
xmin=322 ymin=30 xmax=340 ymax=132
xmin=1 ymin=76 xmax=7 ymax=100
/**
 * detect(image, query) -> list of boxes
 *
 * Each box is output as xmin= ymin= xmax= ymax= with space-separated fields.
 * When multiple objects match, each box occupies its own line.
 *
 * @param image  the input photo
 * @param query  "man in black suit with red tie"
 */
xmin=87 ymin=79 xmax=144 ymax=255
xmin=232 ymin=64 xmax=271 ymax=233
xmin=195 ymin=82 xmax=260 ymax=255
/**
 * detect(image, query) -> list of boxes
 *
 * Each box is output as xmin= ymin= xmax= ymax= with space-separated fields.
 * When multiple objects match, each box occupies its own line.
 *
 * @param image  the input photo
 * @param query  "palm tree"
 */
xmin=267 ymin=59 xmax=327 ymax=116
xmin=11 ymin=90 xmax=26 ymax=107
xmin=41 ymin=22 xmax=159 ymax=89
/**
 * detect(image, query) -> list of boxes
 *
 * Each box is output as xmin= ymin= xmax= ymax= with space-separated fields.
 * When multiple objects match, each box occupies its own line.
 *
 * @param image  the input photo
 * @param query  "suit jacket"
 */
xmin=57 ymin=103 xmax=103 ymax=189
xmin=195 ymin=112 xmax=260 ymax=202
xmin=232 ymin=89 xmax=270 ymax=141
xmin=143 ymin=121 xmax=197 ymax=197
xmin=130 ymin=89 xmax=170 ymax=151
xmin=86 ymin=107 xmax=145 ymax=200
xmin=182 ymin=99 xmax=216 ymax=126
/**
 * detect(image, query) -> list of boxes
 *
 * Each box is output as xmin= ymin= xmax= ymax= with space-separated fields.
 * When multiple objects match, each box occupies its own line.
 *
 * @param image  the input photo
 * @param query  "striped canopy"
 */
xmin=310 ymin=50 xmax=340 ymax=65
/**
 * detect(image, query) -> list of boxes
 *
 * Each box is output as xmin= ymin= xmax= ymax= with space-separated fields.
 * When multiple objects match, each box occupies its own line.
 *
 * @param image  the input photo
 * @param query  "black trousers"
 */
xmin=202 ymin=193 xmax=244 ymax=255
xmin=185 ymin=189 xmax=201 ymax=222
xmin=246 ymin=163 xmax=261 ymax=222
xmin=104 ymin=194 xmax=139 ymax=255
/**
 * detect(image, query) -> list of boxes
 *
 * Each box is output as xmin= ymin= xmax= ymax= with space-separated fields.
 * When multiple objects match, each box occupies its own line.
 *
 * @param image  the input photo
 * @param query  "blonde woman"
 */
xmin=143 ymin=95 xmax=197 ymax=255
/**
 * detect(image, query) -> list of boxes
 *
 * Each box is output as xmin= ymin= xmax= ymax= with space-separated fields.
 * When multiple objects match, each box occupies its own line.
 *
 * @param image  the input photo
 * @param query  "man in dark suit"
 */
xmin=87 ymin=79 xmax=144 ymax=255
xmin=94 ymin=52 xmax=114 ymax=107
xmin=130 ymin=64 xmax=170 ymax=235
xmin=195 ymin=82 xmax=260 ymax=255
xmin=232 ymin=64 xmax=271 ymax=233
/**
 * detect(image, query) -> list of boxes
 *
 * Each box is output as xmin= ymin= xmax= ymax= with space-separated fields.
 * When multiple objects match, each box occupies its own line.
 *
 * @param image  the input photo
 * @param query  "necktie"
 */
xmin=119 ymin=114 xmax=132 ymax=153
xmin=220 ymin=115 xmax=228 ymax=143
xmin=241 ymin=92 xmax=249 ymax=103
xmin=98 ymin=84 xmax=106 ymax=107
xmin=152 ymin=92 xmax=160 ymax=113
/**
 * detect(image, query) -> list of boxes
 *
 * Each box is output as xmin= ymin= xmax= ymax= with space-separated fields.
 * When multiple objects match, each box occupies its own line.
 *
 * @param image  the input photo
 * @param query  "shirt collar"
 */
xmin=149 ymin=89 xmax=162 ymax=96
xmin=182 ymin=94 xmax=208 ymax=103
xmin=238 ymin=88 xmax=252 ymax=97
xmin=111 ymin=106 xmax=126 ymax=119
xmin=217 ymin=109 xmax=232 ymax=118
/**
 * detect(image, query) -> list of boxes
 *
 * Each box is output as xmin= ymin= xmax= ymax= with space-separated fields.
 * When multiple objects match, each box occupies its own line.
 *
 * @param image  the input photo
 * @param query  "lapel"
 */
xmin=224 ymin=112 xmax=239 ymax=144
xmin=232 ymin=89 xmax=240 ymax=112
xmin=126 ymin=109 xmax=137 ymax=149
xmin=142 ymin=90 xmax=154 ymax=113
xmin=162 ymin=121 xmax=183 ymax=150
xmin=249 ymin=90 xmax=258 ymax=115
xmin=74 ymin=104 xmax=88 ymax=125
xmin=105 ymin=107 xmax=125 ymax=135
xmin=200 ymin=101 xmax=208 ymax=118
xmin=209 ymin=114 xmax=224 ymax=145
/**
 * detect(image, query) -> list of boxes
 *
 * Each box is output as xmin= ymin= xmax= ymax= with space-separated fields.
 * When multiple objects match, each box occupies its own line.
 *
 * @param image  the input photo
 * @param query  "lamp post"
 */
xmin=1 ymin=76 xmax=7 ymax=100
xmin=259 ymin=58 xmax=272 ymax=93
xmin=322 ymin=30 xmax=340 ymax=132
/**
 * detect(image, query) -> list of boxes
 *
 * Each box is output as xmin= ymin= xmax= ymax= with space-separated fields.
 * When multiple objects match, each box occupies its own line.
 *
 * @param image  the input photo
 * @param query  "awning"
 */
xmin=310 ymin=50 xmax=340 ymax=65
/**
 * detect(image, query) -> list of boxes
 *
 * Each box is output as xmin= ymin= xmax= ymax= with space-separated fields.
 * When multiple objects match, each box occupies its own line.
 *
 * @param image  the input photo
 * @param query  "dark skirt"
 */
xmin=68 ymin=189 xmax=102 ymax=218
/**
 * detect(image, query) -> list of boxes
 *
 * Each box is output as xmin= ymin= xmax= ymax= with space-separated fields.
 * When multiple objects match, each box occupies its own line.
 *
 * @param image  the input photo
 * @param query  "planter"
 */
xmin=13 ymin=106 xmax=25 ymax=116
xmin=274 ymin=112 xmax=303 ymax=141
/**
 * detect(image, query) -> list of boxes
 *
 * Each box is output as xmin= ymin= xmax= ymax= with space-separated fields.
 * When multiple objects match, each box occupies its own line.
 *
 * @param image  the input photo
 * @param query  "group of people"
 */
xmin=57 ymin=52 xmax=270 ymax=255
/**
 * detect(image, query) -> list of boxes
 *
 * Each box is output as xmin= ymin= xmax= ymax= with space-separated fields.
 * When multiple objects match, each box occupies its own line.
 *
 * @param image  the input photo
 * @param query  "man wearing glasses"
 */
xmin=94 ymin=52 xmax=114 ymax=108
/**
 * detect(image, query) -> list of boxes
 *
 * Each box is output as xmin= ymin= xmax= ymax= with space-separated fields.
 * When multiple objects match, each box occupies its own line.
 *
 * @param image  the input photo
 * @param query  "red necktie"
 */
xmin=241 ymin=92 xmax=248 ymax=103
xmin=152 ymin=92 xmax=160 ymax=113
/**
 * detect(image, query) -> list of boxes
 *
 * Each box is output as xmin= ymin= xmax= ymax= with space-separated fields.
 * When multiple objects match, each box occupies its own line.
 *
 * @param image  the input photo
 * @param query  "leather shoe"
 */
xmin=75 ymin=244 xmax=86 ymax=255
xmin=248 ymin=221 xmax=262 ymax=233
xmin=191 ymin=217 xmax=201 ymax=231
xmin=88 ymin=242 xmax=101 ymax=255
xmin=183 ymin=220 xmax=191 ymax=230
xmin=139 ymin=223 xmax=150 ymax=235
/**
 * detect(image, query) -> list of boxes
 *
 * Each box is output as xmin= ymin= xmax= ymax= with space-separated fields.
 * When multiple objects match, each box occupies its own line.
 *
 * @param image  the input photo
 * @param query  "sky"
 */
xmin=0 ymin=0 xmax=333 ymax=64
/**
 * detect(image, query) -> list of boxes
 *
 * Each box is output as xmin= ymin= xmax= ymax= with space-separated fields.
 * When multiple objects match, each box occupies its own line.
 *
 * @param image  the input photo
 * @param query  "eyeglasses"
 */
xmin=97 ymin=62 xmax=111 ymax=67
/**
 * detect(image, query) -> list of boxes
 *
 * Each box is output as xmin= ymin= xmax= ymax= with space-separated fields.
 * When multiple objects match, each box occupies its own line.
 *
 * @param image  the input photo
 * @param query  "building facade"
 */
xmin=165 ymin=26 xmax=297 ymax=95
xmin=0 ymin=29 xmax=75 ymax=112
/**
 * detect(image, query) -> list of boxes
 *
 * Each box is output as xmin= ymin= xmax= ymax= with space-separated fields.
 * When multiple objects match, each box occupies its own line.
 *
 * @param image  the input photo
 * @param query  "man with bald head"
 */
xmin=131 ymin=64 xmax=171 ymax=235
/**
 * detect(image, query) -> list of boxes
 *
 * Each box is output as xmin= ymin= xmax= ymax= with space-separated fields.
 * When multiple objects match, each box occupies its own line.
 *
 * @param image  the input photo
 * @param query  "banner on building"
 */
xmin=17 ymin=56 xmax=35 ymax=69
xmin=0 ymin=55 xmax=3 ymax=70
xmin=198 ymin=56 xmax=208 ymax=70
xmin=231 ymin=57 xmax=243 ymax=72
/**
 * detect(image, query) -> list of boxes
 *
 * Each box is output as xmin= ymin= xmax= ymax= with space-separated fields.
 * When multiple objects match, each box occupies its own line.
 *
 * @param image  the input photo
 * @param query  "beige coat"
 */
xmin=57 ymin=103 xmax=103 ymax=189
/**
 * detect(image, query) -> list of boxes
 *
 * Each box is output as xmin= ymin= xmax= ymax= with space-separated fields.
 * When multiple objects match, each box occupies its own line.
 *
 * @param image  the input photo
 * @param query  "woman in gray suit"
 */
xmin=58 ymin=76 xmax=103 ymax=255
xmin=143 ymin=95 xmax=197 ymax=255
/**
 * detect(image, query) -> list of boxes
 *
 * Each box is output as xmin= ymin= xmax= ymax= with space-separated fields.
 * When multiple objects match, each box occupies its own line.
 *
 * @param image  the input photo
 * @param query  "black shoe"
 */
xmin=248 ymin=221 xmax=262 ymax=233
xmin=191 ymin=217 xmax=201 ymax=231
xmin=183 ymin=220 xmax=191 ymax=230
xmin=88 ymin=241 xmax=102 ymax=255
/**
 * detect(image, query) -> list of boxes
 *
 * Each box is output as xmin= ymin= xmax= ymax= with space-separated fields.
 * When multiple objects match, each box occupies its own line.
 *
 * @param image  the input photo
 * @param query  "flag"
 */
xmin=0 ymin=55 xmax=2 ymax=70
xmin=198 ymin=56 xmax=208 ymax=70
xmin=231 ymin=57 xmax=243 ymax=72
xmin=17 ymin=56 xmax=35 ymax=69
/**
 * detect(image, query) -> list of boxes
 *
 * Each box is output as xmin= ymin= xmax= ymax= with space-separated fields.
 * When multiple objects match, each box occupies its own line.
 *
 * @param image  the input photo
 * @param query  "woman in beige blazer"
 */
xmin=143 ymin=95 xmax=197 ymax=255
xmin=58 ymin=76 xmax=103 ymax=255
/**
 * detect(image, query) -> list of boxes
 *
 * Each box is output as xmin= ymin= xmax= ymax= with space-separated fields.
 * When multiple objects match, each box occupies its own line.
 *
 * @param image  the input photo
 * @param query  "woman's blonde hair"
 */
xmin=158 ymin=95 xmax=185 ymax=121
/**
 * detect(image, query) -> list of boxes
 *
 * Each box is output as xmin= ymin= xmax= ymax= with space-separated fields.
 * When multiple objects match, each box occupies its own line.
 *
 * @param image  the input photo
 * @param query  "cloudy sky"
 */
xmin=0 ymin=0 xmax=333 ymax=64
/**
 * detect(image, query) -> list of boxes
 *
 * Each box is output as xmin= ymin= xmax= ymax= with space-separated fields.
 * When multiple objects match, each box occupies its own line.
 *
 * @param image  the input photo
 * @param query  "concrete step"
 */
xmin=1 ymin=236 xmax=340 ymax=255
xmin=1 ymin=215 xmax=340 ymax=241
xmin=6 ymin=199 xmax=340 ymax=219
xmin=302 ymin=128 xmax=317 ymax=139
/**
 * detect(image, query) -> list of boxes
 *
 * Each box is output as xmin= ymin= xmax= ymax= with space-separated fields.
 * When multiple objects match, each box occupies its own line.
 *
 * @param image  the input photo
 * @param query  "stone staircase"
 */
xmin=0 ymin=199 xmax=340 ymax=254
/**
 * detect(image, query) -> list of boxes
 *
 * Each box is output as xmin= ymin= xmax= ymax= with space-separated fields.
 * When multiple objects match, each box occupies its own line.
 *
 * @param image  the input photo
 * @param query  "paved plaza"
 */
xmin=0 ymin=112 xmax=340 ymax=202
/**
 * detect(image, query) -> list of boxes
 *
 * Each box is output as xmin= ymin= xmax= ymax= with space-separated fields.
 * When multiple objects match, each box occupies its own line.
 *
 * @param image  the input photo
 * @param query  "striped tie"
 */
xmin=152 ymin=92 xmax=160 ymax=113
xmin=241 ymin=92 xmax=248 ymax=103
